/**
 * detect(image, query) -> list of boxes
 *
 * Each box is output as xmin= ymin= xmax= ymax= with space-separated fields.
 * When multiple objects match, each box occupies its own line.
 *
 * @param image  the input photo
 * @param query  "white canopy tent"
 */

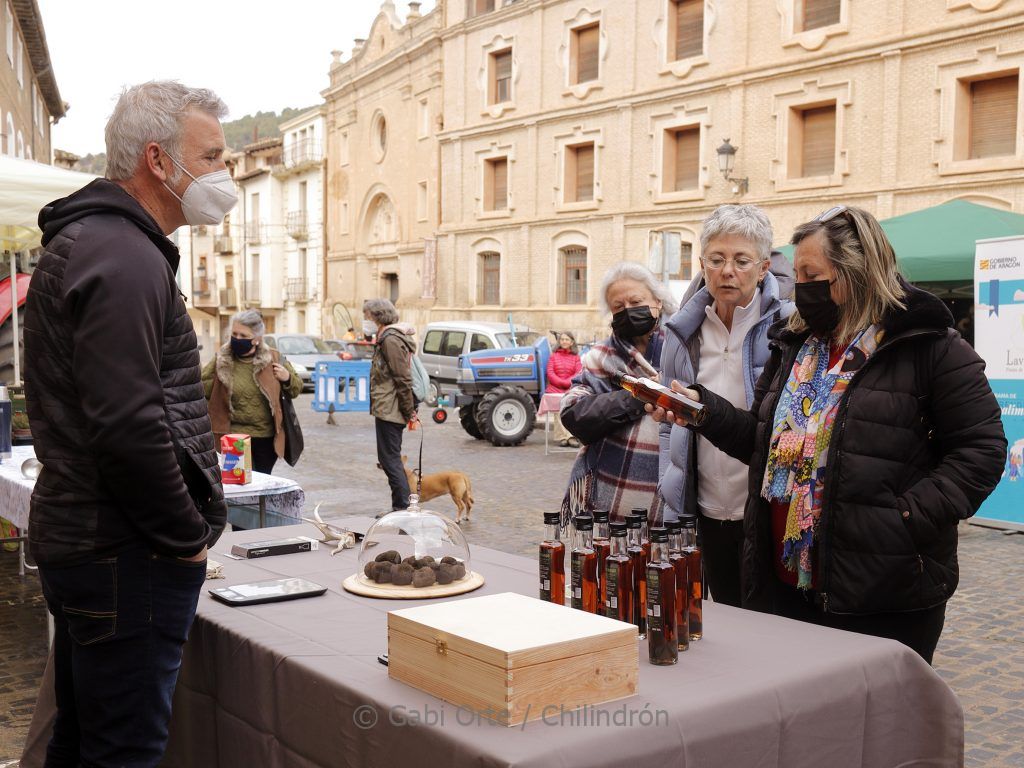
xmin=0 ymin=156 xmax=96 ymax=383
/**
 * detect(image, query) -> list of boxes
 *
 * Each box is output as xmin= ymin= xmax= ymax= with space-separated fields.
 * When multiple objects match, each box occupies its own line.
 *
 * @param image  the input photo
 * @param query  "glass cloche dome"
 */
xmin=357 ymin=495 xmax=472 ymax=589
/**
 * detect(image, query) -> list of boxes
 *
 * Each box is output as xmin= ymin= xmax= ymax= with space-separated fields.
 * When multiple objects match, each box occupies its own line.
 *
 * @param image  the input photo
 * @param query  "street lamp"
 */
xmin=716 ymin=138 xmax=749 ymax=196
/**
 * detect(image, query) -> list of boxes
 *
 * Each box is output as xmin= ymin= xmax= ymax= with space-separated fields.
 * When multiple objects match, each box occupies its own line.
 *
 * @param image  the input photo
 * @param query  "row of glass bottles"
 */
xmin=539 ymin=509 xmax=703 ymax=666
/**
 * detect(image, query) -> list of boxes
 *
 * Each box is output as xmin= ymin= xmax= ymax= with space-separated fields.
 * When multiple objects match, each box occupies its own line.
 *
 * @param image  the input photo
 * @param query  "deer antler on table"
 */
xmin=301 ymin=503 xmax=357 ymax=556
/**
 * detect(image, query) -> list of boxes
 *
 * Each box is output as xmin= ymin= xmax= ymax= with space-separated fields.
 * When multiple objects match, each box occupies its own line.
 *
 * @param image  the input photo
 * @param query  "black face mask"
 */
xmin=795 ymin=280 xmax=840 ymax=337
xmin=230 ymin=337 xmax=255 ymax=357
xmin=611 ymin=306 xmax=658 ymax=339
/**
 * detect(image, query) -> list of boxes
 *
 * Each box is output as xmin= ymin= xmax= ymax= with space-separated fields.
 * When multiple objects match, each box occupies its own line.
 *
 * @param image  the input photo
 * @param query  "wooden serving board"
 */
xmin=342 ymin=571 xmax=485 ymax=599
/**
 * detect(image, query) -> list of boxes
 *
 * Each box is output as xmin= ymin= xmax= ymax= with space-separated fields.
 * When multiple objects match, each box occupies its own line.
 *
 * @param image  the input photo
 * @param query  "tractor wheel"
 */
xmin=0 ymin=319 xmax=24 ymax=386
xmin=475 ymin=385 xmax=536 ymax=447
xmin=425 ymin=379 xmax=440 ymax=407
xmin=458 ymin=403 xmax=484 ymax=440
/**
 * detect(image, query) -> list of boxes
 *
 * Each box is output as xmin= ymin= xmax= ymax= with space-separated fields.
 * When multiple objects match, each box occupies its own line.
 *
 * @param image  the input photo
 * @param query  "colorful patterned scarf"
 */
xmin=760 ymin=325 xmax=884 ymax=588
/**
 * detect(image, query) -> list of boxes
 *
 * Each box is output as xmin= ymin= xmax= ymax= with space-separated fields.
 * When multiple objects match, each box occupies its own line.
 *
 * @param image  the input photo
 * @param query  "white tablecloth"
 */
xmin=0 ymin=445 xmax=39 ymax=529
xmin=0 ymin=446 xmax=305 ymax=530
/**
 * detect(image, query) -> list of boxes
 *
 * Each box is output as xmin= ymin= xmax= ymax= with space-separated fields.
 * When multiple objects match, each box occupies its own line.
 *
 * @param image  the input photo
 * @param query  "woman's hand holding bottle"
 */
xmin=645 ymin=380 xmax=703 ymax=427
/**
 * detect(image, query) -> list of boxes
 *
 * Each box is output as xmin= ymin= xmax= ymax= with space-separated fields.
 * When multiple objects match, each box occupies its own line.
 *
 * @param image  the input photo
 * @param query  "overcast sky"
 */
xmin=37 ymin=0 xmax=436 ymax=157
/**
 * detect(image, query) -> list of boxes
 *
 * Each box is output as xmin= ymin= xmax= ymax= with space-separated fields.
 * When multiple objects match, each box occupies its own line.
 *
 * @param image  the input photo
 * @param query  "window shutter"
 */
xmin=560 ymin=247 xmax=588 ymax=304
xmin=674 ymin=127 xmax=700 ymax=190
xmin=674 ymin=0 xmax=704 ymax=60
xmin=801 ymin=0 xmax=840 ymax=31
xmin=971 ymin=75 xmax=1019 ymax=159
xmin=575 ymin=144 xmax=595 ymax=201
xmin=494 ymin=51 xmax=512 ymax=103
xmin=479 ymin=252 xmax=501 ymax=304
xmin=576 ymin=24 xmax=600 ymax=83
xmin=492 ymin=158 xmax=508 ymax=210
xmin=800 ymin=104 xmax=836 ymax=177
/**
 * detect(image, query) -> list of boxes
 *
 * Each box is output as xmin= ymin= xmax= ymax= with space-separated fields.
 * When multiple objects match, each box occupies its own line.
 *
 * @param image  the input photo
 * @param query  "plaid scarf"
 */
xmin=761 ymin=325 xmax=884 ymax=589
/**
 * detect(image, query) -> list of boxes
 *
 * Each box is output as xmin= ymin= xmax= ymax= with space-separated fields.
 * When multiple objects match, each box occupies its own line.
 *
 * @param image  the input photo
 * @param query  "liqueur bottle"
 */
xmin=681 ymin=514 xmax=703 ymax=641
xmin=603 ymin=521 xmax=634 ymax=624
xmin=630 ymin=508 xmax=651 ymax=562
xmin=666 ymin=520 xmax=690 ymax=652
xmin=592 ymin=509 xmax=611 ymax=608
xmin=612 ymin=372 xmax=706 ymax=424
xmin=626 ymin=515 xmax=647 ymax=637
xmin=646 ymin=527 xmax=678 ymax=666
xmin=571 ymin=515 xmax=598 ymax=613
xmin=539 ymin=511 xmax=565 ymax=605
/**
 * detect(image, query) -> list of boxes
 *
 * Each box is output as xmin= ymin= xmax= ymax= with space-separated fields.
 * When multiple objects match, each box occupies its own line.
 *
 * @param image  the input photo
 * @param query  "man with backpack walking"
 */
xmin=364 ymin=299 xmax=420 ymax=512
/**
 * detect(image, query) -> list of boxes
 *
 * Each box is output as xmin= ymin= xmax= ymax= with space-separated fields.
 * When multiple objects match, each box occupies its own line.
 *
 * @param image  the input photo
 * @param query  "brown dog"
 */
xmin=400 ymin=455 xmax=474 ymax=524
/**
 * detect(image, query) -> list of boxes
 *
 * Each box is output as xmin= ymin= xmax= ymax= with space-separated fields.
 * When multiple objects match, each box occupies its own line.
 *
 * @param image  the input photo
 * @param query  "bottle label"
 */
xmin=606 ymin=562 xmax=619 ymax=613
xmin=571 ymin=551 xmax=583 ymax=609
xmin=647 ymin=569 xmax=663 ymax=632
xmin=539 ymin=548 xmax=552 ymax=600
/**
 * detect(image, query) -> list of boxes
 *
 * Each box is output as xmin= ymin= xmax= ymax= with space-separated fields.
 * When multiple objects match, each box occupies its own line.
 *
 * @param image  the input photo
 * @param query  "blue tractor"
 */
xmin=453 ymin=331 xmax=551 ymax=447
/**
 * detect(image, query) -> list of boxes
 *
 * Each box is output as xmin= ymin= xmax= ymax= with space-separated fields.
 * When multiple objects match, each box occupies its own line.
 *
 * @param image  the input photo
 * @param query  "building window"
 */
xmin=670 ymin=0 xmax=703 ymax=61
xmin=564 ymin=143 xmax=595 ymax=203
xmin=490 ymin=49 xmax=512 ymax=105
xmin=484 ymin=157 xmax=508 ymax=211
xmin=664 ymin=126 xmax=700 ymax=192
xmin=340 ymin=131 xmax=349 ymax=165
xmin=14 ymin=25 xmax=22 ymax=86
xmin=384 ymin=273 xmax=399 ymax=304
xmin=467 ymin=0 xmax=495 ymax=17
xmin=559 ymin=246 xmax=588 ymax=304
xmin=5 ymin=3 xmax=12 ymax=64
xmin=376 ymin=117 xmax=387 ymax=154
xmin=417 ymin=181 xmax=428 ymax=221
xmin=340 ymin=201 xmax=349 ymax=234
xmin=418 ymin=99 xmax=430 ymax=138
xmin=790 ymin=103 xmax=836 ymax=178
xmin=798 ymin=0 xmax=840 ymax=32
xmin=478 ymin=251 xmax=501 ymax=304
xmin=966 ymin=73 xmax=1019 ymax=159
xmin=571 ymin=23 xmax=600 ymax=85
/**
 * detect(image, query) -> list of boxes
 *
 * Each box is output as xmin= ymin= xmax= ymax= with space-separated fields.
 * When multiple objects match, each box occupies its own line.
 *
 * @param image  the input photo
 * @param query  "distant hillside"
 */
xmin=223 ymin=106 xmax=317 ymax=150
xmin=70 ymin=106 xmax=318 ymax=173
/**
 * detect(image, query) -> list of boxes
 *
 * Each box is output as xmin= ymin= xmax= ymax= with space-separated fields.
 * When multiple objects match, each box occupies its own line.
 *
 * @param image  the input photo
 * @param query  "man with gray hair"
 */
xmin=658 ymin=204 xmax=794 ymax=607
xmin=23 ymin=81 xmax=232 ymax=766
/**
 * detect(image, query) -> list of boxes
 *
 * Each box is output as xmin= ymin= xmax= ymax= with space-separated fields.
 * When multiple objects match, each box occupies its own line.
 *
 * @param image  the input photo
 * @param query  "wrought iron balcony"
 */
xmin=286 ymin=211 xmax=308 ymax=240
xmin=285 ymin=278 xmax=315 ymax=302
xmin=242 ymin=280 xmax=262 ymax=303
xmin=193 ymin=278 xmax=218 ymax=308
xmin=283 ymin=139 xmax=322 ymax=170
xmin=219 ymin=287 xmax=237 ymax=307
xmin=214 ymin=236 xmax=234 ymax=254
xmin=245 ymin=220 xmax=265 ymax=245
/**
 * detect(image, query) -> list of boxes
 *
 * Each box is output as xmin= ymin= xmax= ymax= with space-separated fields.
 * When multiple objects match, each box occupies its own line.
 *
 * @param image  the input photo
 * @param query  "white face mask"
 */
xmin=362 ymin=319 xmax=378 ymax=336
xmin=163 ymin=152 xmax=238 ymax=226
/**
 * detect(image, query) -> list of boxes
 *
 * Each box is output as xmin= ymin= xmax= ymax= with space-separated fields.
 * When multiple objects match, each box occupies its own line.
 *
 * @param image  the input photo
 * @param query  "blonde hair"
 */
xmin=789 ymin=206 xmax=905 ymax=343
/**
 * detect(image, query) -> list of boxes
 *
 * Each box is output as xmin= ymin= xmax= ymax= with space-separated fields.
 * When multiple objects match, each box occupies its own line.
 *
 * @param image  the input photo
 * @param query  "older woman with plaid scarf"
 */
xmin=560 ymin=262 xmax=677 ymax=526
xmin=651 ymin=206 xmax=1005 ymax=663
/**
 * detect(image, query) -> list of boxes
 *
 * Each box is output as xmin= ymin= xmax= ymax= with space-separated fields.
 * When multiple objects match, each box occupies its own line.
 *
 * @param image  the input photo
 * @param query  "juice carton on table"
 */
xmin=221 ymin=433 xmax=252 ymax=485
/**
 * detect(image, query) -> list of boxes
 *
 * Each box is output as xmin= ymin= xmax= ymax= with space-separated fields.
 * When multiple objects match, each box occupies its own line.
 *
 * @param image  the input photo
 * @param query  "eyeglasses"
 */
xmin=814 ymin=205 xmax=848 ymax=223
xmin=701 ymin=255 xmax=762 ymax=272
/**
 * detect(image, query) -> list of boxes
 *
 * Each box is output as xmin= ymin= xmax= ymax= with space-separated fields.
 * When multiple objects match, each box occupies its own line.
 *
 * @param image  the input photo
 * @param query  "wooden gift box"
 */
xmin=387 ymin=592 xmax=638 ymax=727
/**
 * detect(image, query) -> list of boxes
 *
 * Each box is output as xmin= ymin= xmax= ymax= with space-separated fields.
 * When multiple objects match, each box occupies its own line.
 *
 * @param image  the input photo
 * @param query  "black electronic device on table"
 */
xmin=208 ymin=577 xmax=327 ymax=606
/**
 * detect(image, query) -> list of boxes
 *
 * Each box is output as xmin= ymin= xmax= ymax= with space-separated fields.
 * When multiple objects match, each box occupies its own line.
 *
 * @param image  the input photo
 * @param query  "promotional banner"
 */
xmin=974 ymin=235 xmax=1024 ymax=530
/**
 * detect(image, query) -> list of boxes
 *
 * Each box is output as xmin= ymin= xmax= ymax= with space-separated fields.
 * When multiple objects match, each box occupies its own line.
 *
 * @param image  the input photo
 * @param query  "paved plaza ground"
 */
xmin=2 ymin=394 xmax=1023 ymax=765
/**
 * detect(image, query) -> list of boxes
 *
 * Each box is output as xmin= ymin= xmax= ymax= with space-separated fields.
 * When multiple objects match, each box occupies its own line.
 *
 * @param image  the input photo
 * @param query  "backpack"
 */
xmin=410 ymin=352 xmax=430 ymax=403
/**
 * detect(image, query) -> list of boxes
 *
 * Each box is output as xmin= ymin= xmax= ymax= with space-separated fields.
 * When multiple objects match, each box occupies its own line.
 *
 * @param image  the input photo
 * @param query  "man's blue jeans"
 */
xmin=38 ymin=546 xmax=207 ymax=768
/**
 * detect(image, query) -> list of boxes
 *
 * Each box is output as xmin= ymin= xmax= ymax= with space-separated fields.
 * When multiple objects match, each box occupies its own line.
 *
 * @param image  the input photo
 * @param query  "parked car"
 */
xmin=262 ymin=334 xmax=336 ymax=391
xmin=326 ymin=339 xmax=376 ymax=360
xmin=419 ymin=321 xmax=540 ymax=406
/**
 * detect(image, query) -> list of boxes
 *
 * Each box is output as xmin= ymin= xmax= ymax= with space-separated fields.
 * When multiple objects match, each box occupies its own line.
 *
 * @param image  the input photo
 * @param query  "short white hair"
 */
xmin=699 ymin=204 xmax=773 ymax=262
xmin=105 ymin=81 xmax=228 ymax=181
xmin=598 ymin=261 xmax=678 ymax=317
xmin=230 ymin=309 xmax=265 ymax=338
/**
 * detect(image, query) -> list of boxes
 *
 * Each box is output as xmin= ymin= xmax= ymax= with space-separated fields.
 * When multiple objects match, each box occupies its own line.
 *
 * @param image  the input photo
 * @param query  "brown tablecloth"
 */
xmin=24 ymin=520 xmax=964 ymax=768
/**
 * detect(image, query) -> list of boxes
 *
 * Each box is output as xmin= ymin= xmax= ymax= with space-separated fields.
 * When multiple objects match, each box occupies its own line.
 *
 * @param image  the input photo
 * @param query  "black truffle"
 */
xmin=436 ymin=564 xmax=456 ymax=585
xmin=363 ymin=561 xmax=376 ymax=578
xmin=401 ymin=556 xmax=418 ymax=567
xmin=375 ymin=550 xmax=402 ymax=565
xmin=372 ymin=562 xmax=393 ymax=583
xmin=414 ymin=555 xmax=436 ymax=568
xmin=412 ymin=567 xmax=437 ymax=588
xmin=391 ymin=563 xmax=415 ymax=586
xmin=452 ymin=563 xmax=467 ymax=581
xmin=440 ymin=556 xmax=459 ymax=565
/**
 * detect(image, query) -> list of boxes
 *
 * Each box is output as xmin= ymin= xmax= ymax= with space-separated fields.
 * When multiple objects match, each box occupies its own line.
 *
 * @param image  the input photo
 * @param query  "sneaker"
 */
xmin=567 ymin=438 xmax=581 ymax=448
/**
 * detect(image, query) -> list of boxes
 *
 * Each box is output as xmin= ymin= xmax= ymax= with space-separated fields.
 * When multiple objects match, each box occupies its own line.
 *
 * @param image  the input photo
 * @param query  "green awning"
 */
xmin=775 ymin=200 xmax=1024 ymax=283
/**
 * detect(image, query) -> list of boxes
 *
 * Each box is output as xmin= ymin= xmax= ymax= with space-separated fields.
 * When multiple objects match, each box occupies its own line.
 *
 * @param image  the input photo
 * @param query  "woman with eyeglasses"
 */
xmin=651 ymin=205 xmax=1005 ymax=663
xmin=658 ymin=204 xmax=794 ymax=608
